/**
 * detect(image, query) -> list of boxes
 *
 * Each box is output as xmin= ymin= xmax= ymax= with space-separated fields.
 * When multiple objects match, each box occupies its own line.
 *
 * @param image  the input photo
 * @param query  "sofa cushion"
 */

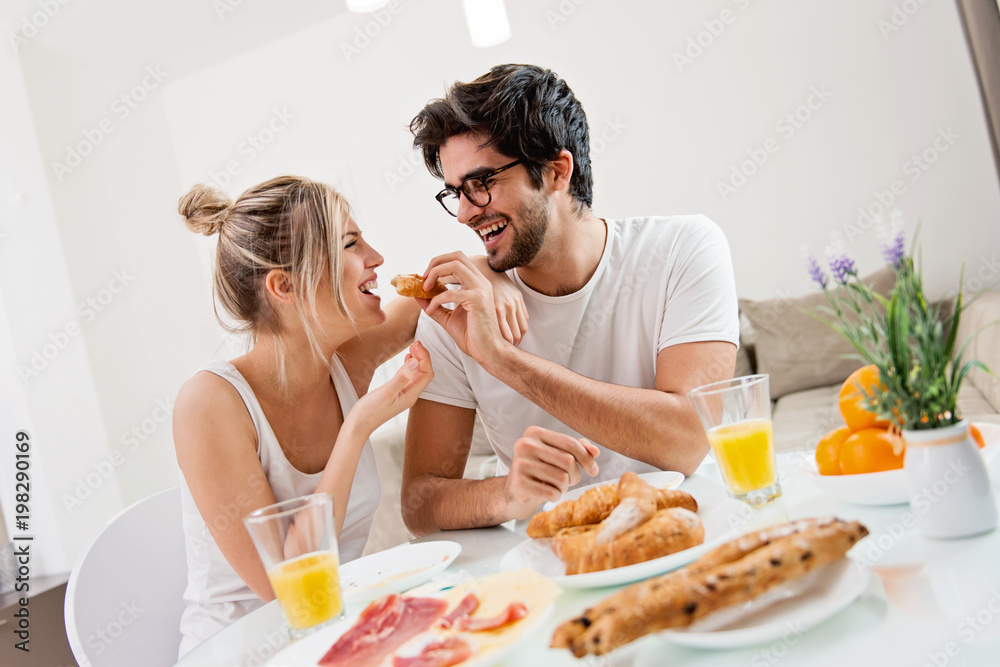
xmin=739 ymin=267 xmax=895 ymax=399
xmin=734 ymin=312 xmax=756 ymax=377
xmin=771 ymin=385 xmax=844 ymax=453
xmin=955 ymin=290 xmax=1000 ymax=414
xmin=957 ymin=382 xmax=1000 ymax=424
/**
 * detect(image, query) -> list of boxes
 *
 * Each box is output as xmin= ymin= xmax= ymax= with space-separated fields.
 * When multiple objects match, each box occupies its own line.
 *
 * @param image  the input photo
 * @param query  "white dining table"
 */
xmin=174 ymin=450 xmax=1000 ymax=667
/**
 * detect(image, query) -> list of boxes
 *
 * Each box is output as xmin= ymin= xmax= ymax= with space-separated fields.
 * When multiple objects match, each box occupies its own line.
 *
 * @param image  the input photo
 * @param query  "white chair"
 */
xmin=64 ymin=486 xmax=187 ymax=667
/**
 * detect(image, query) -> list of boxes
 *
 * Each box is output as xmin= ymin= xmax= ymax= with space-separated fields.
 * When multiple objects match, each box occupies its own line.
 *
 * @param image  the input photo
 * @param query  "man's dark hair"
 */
xmin=410 ymin=64 xmax=593 ymax=212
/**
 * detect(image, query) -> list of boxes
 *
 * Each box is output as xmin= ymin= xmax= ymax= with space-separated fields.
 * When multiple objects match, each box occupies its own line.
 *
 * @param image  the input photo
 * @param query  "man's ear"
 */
xmin=264 ymin=269 xmax=295 ymax=304
xmin=546 ymin=149 xmax=574 ymax=194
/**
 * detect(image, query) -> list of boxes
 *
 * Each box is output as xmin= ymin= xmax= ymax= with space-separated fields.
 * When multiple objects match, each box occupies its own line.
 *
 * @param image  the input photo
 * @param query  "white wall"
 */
xmin=0 ymin=24 xmax=116 ymax=576
xmin=2 ymin=0 xmax=998 ymax=575
xmin=162 ymin=0 xmax=1000 ymax=300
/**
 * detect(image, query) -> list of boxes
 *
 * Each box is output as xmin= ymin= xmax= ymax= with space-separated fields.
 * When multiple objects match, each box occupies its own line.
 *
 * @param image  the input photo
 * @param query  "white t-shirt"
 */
xmin=415 ymin=215 xmax=740 ymax=486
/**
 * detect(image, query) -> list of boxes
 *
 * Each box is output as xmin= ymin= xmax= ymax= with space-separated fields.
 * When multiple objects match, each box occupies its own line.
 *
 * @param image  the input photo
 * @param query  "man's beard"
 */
xmin=486 ymin=195 xmax=549 ymax=272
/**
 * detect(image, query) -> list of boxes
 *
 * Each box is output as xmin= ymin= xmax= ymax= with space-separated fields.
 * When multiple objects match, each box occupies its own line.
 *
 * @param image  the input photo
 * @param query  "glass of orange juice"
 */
xmin=689 ymin=374 xmax=781 ymax=507
xmin=244 ymin=493 xmax=344 ymax=638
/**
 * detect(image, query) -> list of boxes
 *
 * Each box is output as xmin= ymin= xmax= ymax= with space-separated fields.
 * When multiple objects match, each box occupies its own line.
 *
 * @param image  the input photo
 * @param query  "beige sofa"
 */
xmin=365 ymin=284 xmax=1000 ymax=554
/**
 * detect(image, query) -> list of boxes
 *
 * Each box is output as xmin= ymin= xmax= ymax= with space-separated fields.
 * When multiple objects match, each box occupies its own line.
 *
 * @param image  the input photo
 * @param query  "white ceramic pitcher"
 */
xmin=903 ymin=420 xmax=997 ymax=539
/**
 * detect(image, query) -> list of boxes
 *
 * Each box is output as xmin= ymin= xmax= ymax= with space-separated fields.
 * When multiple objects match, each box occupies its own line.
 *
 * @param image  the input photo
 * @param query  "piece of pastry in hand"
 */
xmin=390 ymin=274 xmax=447 ymax=299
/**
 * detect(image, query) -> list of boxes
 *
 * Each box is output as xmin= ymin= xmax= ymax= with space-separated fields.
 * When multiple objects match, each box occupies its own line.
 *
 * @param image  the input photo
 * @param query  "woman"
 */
xmin=173 ymin=176 xmax=524 ymax=654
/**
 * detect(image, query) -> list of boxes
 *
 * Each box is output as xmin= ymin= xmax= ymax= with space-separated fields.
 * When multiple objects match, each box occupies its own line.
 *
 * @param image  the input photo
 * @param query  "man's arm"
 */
xmin=421 ymin=254 xmax=736 ymax=476
xmin=401 ymin=400 xmax=498 ymax=536
xmin=401 ymin=399 xmax=599 ymax=536
xmin=483 ymin=340 xmax=737 ymax=475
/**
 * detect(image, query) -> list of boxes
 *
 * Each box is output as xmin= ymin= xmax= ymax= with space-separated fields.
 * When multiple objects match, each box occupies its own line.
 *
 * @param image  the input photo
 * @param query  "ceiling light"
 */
xmin=346 ymin=0 xmax=389 ymax=12
xmin=462 ymin=0 xmax=511 ymax=48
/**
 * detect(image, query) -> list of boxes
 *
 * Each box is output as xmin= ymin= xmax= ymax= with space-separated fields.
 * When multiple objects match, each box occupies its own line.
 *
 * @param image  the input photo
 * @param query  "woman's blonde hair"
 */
xmin=178 ymin=176 xmax=353 ymax=385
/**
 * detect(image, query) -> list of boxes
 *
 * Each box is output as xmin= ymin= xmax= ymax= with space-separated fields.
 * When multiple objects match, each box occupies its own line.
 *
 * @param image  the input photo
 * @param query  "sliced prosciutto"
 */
xmin=391 ymin=636 xmax=474 ymax=667
xmin=319 ymin=595 xmax=447 ymax=667
xmin=453 ymin=601 xmax=528 ymax=632
xmin=436 ymin=593 xmax=480 ymax=629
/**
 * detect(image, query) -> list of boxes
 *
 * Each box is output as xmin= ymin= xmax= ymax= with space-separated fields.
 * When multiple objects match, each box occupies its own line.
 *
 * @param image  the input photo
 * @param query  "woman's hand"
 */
xmin=428 ymin=253 xmax=528 ymax=345
xmin=488 ymin=265 xmax=529 ymax=346
xmin=349 ymin=341 xmax=434 ymax=436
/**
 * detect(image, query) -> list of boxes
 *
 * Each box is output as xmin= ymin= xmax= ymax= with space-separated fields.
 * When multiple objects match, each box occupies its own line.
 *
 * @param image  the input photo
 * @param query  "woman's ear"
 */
xmin=264 ymin=269 xmax=295 ymax=304
xmin=546 ymin=149 xmax=574 ymax=194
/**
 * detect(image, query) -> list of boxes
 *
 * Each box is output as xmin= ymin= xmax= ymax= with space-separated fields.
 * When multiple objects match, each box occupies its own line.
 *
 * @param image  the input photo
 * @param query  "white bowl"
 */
xmin=805 ymin=464 xmax=910 ymax=505
xmin=803 ymin=422 xmax=1000 ymax=506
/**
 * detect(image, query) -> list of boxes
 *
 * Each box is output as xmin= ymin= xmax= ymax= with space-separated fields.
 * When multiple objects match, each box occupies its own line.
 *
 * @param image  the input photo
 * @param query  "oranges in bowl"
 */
xmin=837 ymin=365 xmax=891 ymax=431
xmin=815 ymin=365 xmax=990 ymax=480
xmin=816 ymin=365 xmax=903 ymax=476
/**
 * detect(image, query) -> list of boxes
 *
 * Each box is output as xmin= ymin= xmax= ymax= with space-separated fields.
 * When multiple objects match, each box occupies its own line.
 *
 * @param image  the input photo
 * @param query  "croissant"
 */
xmin=526 ymin=483 xmax=619 ymax=538
xmin=527 ymin=473 xmax=697 ymax=538
xmin=595 ymin=472 xmax=660 ymax=545
xmin=557 ymin=507 xmax=704 ymax=575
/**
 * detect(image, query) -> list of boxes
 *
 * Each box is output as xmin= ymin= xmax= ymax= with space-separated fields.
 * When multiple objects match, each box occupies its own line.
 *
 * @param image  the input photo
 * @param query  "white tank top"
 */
xmin=177 ymin=356 xmax=381 ymax=656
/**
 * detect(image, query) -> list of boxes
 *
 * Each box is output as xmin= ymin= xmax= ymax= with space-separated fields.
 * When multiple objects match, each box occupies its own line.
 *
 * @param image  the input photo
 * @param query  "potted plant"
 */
xmin=806 ymin=224 xmax=997 ymax=538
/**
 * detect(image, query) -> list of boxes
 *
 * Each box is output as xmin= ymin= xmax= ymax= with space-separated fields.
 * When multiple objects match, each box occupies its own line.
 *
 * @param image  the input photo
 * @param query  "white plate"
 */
xmin=264 ymin=600 xmax=554 ymax=667
xmin=648 ymin=557 xmax=871 ymax=650
xmin=340 ymin=541 xmax=461 ymax=605
xmin=500 ymin=474 xmax=748 ymax=588
xmin=803 ymin=422 xmax=1000 ymax=506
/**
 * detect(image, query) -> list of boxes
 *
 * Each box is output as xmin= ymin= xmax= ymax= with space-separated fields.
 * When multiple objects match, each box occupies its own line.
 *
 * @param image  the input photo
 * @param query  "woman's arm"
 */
xmin=338 ymin=296 xmax=421 ymax=396
xmin=313 ymin=341 xmax=434 ymax=533
xmin=174 ymin=372 xmax=279 ymax=601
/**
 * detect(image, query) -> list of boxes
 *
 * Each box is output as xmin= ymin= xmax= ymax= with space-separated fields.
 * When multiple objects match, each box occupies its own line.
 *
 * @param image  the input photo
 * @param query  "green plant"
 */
xmin=806 ymin=228 xmax=992 ymax=430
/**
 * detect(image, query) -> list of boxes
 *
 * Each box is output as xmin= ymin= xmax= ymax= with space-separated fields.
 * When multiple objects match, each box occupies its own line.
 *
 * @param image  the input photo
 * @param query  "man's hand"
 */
xmin=503 ymin=426 xmax=601 ymax=520
xmin=419 ymin=252 xmax=510 ymax=361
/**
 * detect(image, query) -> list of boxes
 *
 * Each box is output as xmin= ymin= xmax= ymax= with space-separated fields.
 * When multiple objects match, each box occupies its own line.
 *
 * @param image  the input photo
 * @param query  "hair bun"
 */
xmin=178 ymin=184 xmax=233 ymax=236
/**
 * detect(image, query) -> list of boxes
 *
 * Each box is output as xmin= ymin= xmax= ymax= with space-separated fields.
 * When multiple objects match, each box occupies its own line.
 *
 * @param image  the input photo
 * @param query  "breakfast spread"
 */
xmin=390 ymin=274 xmax=448 ymax=299
xmin=551 ymin=516 xmax=869 ymax=657
xmin=528 ymin=472 xmax=703 ymax=574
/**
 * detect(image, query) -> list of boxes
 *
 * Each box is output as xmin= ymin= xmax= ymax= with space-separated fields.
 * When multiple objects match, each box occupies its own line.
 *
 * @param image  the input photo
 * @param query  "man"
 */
xmin=402 ymin=64 xmax=739 ymax=536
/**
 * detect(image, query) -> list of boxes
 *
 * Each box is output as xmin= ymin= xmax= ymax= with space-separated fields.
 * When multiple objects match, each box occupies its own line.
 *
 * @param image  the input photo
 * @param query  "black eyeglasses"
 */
xmin=434 ymin=159 xmax=523 ymax=217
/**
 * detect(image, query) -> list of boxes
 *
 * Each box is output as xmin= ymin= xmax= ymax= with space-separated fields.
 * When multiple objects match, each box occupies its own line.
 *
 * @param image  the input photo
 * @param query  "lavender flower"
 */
xmin=881 ymin=226 xmax=906 ymax=267
xmin=829 ymin=255 xmax=857 ymax=285
xmin=806 ymin=255 xmax=828 ymax=289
